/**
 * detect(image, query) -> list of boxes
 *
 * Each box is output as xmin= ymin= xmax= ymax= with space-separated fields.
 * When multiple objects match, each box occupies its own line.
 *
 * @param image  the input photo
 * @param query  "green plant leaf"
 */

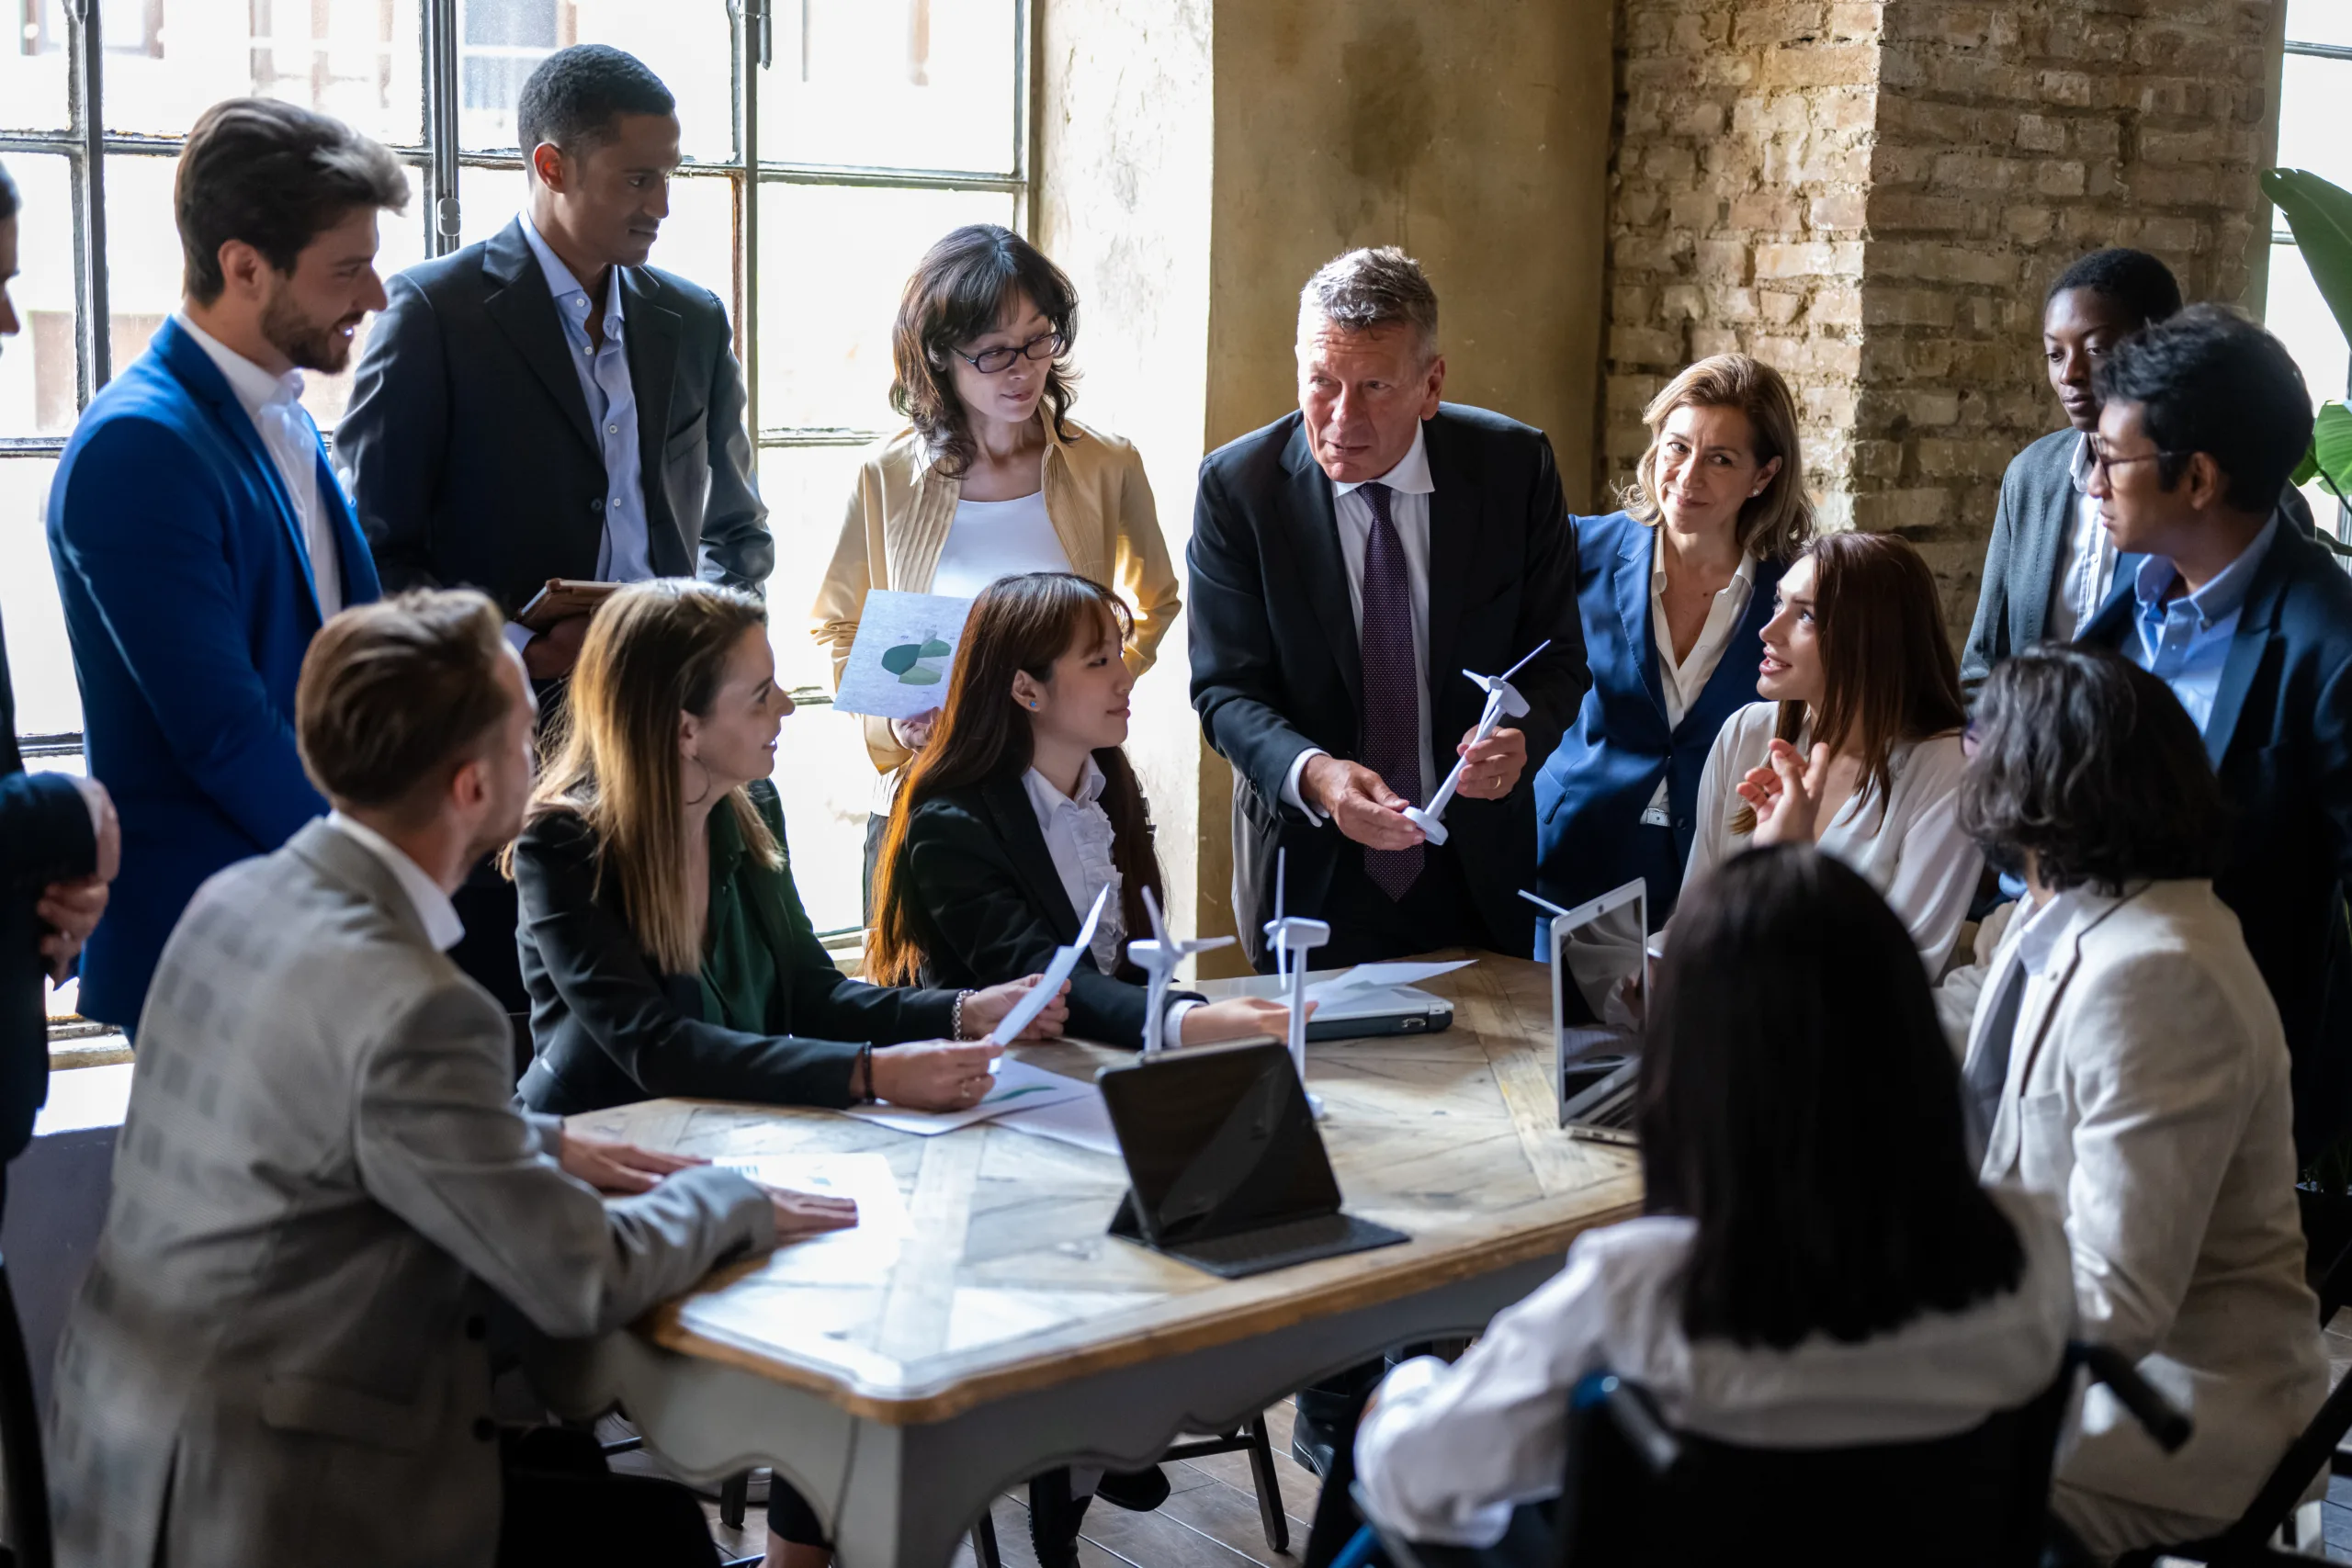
xmin=2265 ymin=169 xmax=2352 ymax=350
xmin=2315 ymin=401 xmax=2352 ymax=496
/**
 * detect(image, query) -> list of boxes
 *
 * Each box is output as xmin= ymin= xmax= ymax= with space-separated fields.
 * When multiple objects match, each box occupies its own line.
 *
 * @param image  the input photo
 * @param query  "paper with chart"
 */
xmin=839 ymin=1056 xmax=1094 ymax=1137
xmin=982 ymin=885 xmax=1108 ymax=1047
xmin=831 ymin=590 xmax=978 ymax=721
xmin=711 ymin=1151 xmax=912 ymax=1280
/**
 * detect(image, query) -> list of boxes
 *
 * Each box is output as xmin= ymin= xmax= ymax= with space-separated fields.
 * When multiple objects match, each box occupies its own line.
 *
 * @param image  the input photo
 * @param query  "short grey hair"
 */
xmin=1297 ymin=246 xmax=1440 ymax=362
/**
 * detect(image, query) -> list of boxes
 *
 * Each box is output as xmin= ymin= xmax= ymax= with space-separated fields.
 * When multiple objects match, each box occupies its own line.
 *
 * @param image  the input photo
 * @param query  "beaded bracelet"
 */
xmin=952 ymin=988 xmax=977 ymax=1041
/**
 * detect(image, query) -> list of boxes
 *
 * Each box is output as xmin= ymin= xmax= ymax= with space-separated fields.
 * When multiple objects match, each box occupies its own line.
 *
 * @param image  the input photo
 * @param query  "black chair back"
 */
xmin=0 ymin=1255 xmax=53 ymax=1568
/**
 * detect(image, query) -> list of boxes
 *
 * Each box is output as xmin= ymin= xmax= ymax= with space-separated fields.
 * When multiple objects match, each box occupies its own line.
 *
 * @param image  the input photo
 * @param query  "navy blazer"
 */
xmin=2081 ymin=525 xmax=2352 ymax=1161
xmin=46 ymin=318 xmax=379 ymax=1028
xmin=1533 ymin=511 xmax=1784 ymax=932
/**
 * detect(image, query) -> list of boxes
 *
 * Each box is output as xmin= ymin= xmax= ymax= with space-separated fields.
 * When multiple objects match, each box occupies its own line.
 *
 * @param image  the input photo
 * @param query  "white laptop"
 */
xmin=1538 ymin=879 xmax=1649 ymax=1144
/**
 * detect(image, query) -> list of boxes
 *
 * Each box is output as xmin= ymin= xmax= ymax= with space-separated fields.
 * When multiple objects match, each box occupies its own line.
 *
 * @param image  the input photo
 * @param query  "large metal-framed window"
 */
xmin=2 ymin=0 xmax=1031 ymax=937
xmin=2269 ymin=0 xmax=2352 ymax=536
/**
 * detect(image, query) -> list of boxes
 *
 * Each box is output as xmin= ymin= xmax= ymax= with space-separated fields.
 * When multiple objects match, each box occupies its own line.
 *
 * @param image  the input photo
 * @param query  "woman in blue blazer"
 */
xmin=1534 ymin=355 xmax=1815 ymax=934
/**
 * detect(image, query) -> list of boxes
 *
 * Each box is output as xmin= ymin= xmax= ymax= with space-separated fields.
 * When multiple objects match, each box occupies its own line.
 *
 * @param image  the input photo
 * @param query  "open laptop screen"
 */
xmin=1098 ymin=1043 xmax=1342 ymax=1247
xmin=1548 ymin=879 xmax=1648 ymax=1131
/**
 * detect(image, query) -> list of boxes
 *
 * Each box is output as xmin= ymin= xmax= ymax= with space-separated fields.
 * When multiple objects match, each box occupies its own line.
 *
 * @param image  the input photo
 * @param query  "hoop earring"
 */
xmin=683 ymin=756 xmax=711 ymax=807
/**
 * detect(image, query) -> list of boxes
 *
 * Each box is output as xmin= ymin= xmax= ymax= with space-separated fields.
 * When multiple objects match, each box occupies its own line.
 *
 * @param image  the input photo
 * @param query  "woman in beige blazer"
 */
xmin=810 ymin=225 xmax=1182 ymax=912
xmin=1957 ymin=645 xmax=2327 ymax=1562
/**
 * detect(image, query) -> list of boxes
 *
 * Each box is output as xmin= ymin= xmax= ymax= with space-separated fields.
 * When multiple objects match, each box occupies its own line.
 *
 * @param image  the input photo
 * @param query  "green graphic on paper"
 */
xmin=880 ymin=636 xmax=953 ymax=686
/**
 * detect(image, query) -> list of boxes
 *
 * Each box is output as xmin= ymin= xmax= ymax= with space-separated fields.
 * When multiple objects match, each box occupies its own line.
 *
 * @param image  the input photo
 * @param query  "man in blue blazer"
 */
xmin=45 ymin=100 xmax=407 ymax=1031
xmin=2077 ymin=305 xmax=2352 ymax=1165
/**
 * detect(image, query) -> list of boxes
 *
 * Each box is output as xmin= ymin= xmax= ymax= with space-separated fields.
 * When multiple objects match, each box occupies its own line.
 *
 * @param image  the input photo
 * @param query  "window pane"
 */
xmin=100 ymin=0 xmax=426 ymax=147
xmin=103 ymin=154 xmax=427 ymax=429
xmin=755 ymin=183 xmax=1013 ymax=432
xmin=458 ymin=0 xmax=737 ymax=163
xmin=2278 ymin=56 xmax=2352 ymax=198
xmin=759 ymin=443 xmax=878 ymax=935
xmin=0 ymin=3 xmax=71 ymax=130
xmin=2264 ymin=241 xmax=2351 ymax=531
xmin=758 ymin=0 xmax=1017 ymax=175
xmin=2288 ymin=0 xmax=2352 ymax=49
xmin=0 ymin=458 xmax=81 ymax=738
xmin=0 ymin=155 xmax=82 ymax=437
xmin=457 ymin=164 xmax=738 ymax=323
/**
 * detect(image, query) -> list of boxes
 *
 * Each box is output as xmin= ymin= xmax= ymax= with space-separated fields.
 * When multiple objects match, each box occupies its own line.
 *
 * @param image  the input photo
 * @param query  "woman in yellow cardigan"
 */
xmin=810 ymin=224 xmax=1183 ymax=916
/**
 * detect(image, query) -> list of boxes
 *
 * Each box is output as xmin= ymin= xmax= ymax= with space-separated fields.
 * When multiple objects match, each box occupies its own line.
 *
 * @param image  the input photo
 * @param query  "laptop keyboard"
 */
xmin=1174 ymin=1213 xmax=1383 ymax=1270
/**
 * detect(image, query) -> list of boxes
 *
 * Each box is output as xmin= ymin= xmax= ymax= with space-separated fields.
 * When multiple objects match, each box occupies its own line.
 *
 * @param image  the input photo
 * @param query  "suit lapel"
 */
xmin=1279 ymin=423 xmax=1363 ymax=712
xmin=315 ymin=446 xmax=380 ymax=606
xmin=622 ymin=271 xmax=691 ymax=576
xmin=1613 ymin=525 xmax=1668 ymax=724
xmin=154 ymin=320 xmax=321 ymax=624
xmin=979 ymin=773 xmax=1081 ymax=941
xmin=1422 ymin=415 xmax=1472 ymax=716
xmin=482 ymin=220 xmax=601 ymax=464
xmin=2202 ymin=537 xmax=2292 ymax=769
xmin=2012 ymin=435 xmax=2079 ymax=649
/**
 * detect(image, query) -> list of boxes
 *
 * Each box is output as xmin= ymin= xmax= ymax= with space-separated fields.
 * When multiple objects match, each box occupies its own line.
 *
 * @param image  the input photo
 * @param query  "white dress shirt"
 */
xmin=1355 ymin=1187 xmax=2075 ymax=1547
xmin=1682 ymin=703 xmax=1983 ymax=972
xmin=1641 ymin=533 xmax=1757 ymax=823
xmin=1023 ymin=758 xmax=1194 ymax=1049
xmin=322 ymin=811 xmax=465 ymax=953
xmin=1282 ymin=424 xmax=1437 ymax=818
xmin=176 ymin=312 xmax=341 ymax=619
xmin=933 ymin=491 xmax=1073 ymax=597
xmin=2044 ymin=434 xmax=2117 ymax=644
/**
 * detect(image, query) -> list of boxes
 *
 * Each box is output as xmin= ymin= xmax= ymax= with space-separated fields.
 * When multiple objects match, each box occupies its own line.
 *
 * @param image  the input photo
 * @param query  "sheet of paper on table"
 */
xmin=710 ymin=1151 xmax=914 ymax=1280
xmin=1304 ymin=958 xmax=1475 ymax=1005
xmin=993 ymin=1087 xmax=1122 ymax=1157
xmin=831 ymin=590 xmax=978 ymax=721
xmin=985 ymin=886 xmax=1107 ymax=1046
xmin=838 ymin=1056 xmax=1093 ymax=1137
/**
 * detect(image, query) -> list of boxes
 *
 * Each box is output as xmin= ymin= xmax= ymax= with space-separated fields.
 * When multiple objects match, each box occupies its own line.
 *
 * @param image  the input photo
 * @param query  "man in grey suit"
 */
xmin=1960 ymin=248 xmax=2312 ymax=697
xmin=47 ymin=591 xmax=851 ymax=1568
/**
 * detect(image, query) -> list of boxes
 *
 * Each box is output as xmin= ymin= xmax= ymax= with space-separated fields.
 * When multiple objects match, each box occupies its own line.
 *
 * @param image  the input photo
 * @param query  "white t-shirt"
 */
xmin=931 ymin=491 xmax=1071 ymax=597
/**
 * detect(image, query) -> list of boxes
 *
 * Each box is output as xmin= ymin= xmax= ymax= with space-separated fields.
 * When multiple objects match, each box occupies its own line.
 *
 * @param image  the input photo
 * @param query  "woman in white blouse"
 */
xmin=1355 ymin=845 xmax=2074 ymax=1547
xmin=810 ymin=226 xmax=1184 ymax=915
xmin=1686 ymin=530 xmax=1981 ymax=971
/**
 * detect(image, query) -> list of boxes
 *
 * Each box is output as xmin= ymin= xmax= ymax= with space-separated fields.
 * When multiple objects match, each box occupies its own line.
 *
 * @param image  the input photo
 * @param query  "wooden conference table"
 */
xmin=532 ymin=953 xmax=1642 ymax=1568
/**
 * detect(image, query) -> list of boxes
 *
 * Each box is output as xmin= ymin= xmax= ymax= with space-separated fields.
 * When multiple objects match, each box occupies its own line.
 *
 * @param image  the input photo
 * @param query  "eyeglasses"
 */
xmin=2084 ymin=437 xmax=2172 ymax=479
xmin=953 ymin=331 xmax=1066 ymax=376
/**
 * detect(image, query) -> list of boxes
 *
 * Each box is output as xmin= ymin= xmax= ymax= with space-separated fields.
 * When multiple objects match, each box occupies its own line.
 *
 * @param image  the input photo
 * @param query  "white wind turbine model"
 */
xmin=1129 ymin=885 xmax=1234 ymax=1056
xmin=1401 ymin=639 xmax=1552 ymax=846
xmin=1261 ymin=849 xmax=1329 ymax=1115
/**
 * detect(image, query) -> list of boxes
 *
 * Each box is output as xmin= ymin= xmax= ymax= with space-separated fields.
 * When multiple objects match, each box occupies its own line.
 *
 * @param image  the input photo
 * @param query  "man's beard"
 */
xmin=261 ymin=284 xmax=358 ymax=374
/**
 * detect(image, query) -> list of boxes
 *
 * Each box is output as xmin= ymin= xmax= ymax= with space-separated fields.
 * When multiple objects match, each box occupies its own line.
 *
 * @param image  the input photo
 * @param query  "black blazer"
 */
xmin=0 ymin=614 xmax=97 ymax=1165
xmin=340 ymin=218 xmax=772 ymax=615
xmin=2081 ymin=523 xmax=2352 ymax=1160
xmin=901 ymin=768 xmax=1202 ymax=1049
xmin=1188 ymin=405 xmax=1590 ymax=962
xmin=511 ymin=787 xmax=956 ymax=1116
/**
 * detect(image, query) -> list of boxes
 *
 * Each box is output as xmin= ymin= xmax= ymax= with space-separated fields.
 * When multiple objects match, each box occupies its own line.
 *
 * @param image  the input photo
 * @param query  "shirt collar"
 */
xmin=174 ymin=310 xmax=304 ymax=419
xmin=2068 ymin=433 xmax=2095 ymax=496
xmin=324 ymin=811 xmax=466 ymax=952
xmin=1023 ymin=756 xmax=1107 ymax=822
xmin=2010 ymin=883 xmax=2130 ymax=978
xmin=1648 ymin=527 xmax=1758 ymax=594
xmin=2132 ymin=513 xmax=2279 ymax=626
xmin=1332 ymin=423 xmax=1435 ymax=499
xmin=519 ymin=210 xmax=626 ymax=333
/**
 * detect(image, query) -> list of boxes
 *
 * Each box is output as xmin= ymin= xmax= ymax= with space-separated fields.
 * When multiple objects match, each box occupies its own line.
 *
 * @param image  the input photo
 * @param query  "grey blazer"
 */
xmin=1961 ymin=428 xmax=2318 ymax=696
xmin=47 ymin=820 xmax=775 ymax=1568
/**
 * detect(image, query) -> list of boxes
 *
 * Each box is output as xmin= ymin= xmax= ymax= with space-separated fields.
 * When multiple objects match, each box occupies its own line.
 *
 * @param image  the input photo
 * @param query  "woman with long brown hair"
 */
xmin=810 ymin=224 xmax=1184 ymax=915
xmin=508 ymin=581 xmax=1064 ymax=1122
xmin=1682 ymin=531 xmax=1982 ymax=970
xmin=869 ymin=571 xmax=1289 ymax=1050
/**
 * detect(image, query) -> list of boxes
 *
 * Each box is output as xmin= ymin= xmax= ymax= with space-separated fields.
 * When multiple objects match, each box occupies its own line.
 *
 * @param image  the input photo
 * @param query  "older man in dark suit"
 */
xmin=1188 ymin=247 xmax=1589 ymax=971
xmin=339 ymin=43 xmax=768 ymax=1008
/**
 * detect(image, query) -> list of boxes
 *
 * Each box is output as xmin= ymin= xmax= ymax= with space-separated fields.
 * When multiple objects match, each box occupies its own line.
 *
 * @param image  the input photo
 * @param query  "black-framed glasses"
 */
xmin=954 ymin=331 xmax=1066 ymax=375
xmin=2084 ymin=436 xmax=2172 ymax=479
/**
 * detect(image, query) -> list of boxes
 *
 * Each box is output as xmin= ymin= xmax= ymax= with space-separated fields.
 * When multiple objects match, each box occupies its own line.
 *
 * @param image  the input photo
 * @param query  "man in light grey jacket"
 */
xmin=47 ymin=589 xmax=852 ymax=1568
xmin=1958 ymin=646 xmax=2326 ymax=1561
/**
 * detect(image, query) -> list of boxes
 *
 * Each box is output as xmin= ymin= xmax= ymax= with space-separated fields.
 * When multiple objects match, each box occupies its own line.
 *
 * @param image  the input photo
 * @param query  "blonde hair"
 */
xmin=1623 ymin=354 xmax=1815 ymax=563
xmin=517 ymin=581 xmax=780 ymax=976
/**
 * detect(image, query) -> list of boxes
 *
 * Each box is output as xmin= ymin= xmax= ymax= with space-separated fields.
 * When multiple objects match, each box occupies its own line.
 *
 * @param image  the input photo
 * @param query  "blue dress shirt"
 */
xmin=2123 ymin=515 xmax=2280 ymax=734
xmin=518 ymin=213 xmax=651 ymax=584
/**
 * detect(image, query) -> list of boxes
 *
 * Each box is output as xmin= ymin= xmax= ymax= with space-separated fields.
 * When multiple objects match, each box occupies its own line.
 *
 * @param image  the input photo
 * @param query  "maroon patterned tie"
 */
xmin=1358 ymin=482 xmax=1424 ymax=899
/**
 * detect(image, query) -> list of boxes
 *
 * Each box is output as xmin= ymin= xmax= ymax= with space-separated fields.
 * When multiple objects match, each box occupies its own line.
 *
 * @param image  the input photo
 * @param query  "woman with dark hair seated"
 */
xmin=1958 ymin=645 xmax=2326 ymax=1561
xmin=868 ymin=570 xmax=1293 ymax=1049
xmin=1353 ymin=845 xmax=2073 ymax=1547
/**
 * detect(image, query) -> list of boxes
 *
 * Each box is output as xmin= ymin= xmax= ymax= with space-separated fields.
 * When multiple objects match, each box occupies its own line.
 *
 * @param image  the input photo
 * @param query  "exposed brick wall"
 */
xmin=1602 ymin=0 xmax=2278 ymax=638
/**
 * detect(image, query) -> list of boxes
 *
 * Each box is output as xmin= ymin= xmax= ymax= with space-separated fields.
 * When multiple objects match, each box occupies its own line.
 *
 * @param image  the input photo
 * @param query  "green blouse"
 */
xmin=696 ymin=785 xmax=812 ymax=1035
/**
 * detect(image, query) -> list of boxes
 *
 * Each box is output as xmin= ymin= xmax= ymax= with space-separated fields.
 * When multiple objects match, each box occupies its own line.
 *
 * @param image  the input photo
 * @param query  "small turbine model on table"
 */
xmin=1261 ymin=850 xmax=1329 ymax=1118
xmin=1401 ymin=638 xmax=1552 ymax=847
xmin=1129 ymin=885 xmax=1235 ymax=1056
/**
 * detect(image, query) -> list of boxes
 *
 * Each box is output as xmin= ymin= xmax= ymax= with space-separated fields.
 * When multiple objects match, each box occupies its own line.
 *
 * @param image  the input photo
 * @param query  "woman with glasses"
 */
xmin=812 ymin=225 xmax=1184 ymax=916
